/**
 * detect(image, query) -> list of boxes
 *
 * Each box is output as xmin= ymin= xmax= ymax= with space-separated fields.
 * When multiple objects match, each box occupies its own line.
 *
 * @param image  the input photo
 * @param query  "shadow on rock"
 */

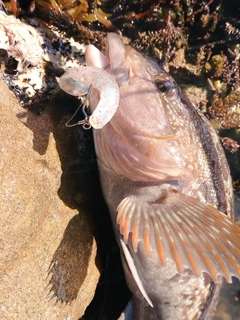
xmin=48 ymin=92 xmax=101 ymax=303
xmin=49 ymin=92 xmax=131 ymax=317
xmin=48 ymin=213 xmax=93 ymax=303
xmin=19 ymin=89 xmax=131 ymax=317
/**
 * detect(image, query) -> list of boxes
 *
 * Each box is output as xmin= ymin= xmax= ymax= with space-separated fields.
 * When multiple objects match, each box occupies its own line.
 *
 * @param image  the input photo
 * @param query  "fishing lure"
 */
xmin=59 ymin=65 xmax=120 ymax=129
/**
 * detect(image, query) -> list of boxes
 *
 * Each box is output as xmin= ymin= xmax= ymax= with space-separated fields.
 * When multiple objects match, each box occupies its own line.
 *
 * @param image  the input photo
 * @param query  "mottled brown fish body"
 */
xmin=60 ymin=33 xmax=240 ymax=319
xmin=88 ymin=34 xmax=240 ymax=319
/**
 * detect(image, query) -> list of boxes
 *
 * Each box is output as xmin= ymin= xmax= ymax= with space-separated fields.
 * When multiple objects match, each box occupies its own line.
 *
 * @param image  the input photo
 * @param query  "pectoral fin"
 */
xmin=117 ymin=187 xmax=240 ymax=283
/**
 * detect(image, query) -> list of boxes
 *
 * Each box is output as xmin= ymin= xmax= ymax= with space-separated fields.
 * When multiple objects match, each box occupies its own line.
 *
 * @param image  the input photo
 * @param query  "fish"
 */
xmin=59 ymin=33 xmax=240 ymax=319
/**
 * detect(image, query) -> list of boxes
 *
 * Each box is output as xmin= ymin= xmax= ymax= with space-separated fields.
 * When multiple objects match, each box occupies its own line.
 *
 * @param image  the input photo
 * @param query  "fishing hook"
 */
xmin=65 ymin=84 xmax=92 ymax=130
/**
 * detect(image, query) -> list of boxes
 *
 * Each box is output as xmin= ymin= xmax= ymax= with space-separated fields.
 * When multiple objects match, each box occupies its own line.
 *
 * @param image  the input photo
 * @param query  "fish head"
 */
xmin=86 ymin=33 xmax=198 ymax=183
xmin=87 ymin=33 xmax=182 ymax=138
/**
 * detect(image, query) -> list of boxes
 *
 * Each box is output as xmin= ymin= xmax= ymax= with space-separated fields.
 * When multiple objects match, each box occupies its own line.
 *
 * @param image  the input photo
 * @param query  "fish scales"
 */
xmin=59 ymin=33 xmax=240 ymax=319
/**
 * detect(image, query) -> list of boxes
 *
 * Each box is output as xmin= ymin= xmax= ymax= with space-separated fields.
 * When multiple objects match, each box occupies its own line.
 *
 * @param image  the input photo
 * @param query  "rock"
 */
xmin=0 ymin=75 xmax=100 ymax=320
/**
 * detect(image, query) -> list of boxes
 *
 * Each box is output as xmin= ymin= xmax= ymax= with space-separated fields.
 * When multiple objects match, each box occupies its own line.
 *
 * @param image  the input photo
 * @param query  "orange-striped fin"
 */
xmin=116 ymin=187 xmax=240 ymax=283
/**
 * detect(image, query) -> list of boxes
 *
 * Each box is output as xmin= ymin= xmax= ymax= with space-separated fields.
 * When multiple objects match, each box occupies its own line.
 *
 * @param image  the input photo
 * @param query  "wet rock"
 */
xmin=0 ymin=76 xmax=100 ymax=319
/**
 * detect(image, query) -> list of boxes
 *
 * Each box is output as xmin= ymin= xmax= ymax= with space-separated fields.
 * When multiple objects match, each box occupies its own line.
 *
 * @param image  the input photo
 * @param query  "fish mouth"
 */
xmin=85 ymin=33 xmax=126 ymax=72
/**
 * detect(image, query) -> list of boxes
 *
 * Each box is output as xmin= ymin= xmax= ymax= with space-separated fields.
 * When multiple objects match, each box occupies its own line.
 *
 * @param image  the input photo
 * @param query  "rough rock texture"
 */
xmin=0 ymin=75 xmax=100 ymax=319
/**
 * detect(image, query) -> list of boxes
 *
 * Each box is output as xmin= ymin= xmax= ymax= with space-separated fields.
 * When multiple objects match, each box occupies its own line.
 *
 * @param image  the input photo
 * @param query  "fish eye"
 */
xmin=154 ymin=76 xmax=176 ymax=96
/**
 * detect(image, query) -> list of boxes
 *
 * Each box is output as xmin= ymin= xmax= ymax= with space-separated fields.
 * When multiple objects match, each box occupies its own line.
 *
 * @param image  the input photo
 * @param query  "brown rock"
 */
xmin=0 ymin=76 xmax=100 ymax=319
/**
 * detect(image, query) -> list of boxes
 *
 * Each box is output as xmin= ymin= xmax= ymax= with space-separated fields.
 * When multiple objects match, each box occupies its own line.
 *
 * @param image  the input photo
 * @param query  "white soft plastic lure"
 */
xmin=59 ymin=64 xmax=119 ymax=129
